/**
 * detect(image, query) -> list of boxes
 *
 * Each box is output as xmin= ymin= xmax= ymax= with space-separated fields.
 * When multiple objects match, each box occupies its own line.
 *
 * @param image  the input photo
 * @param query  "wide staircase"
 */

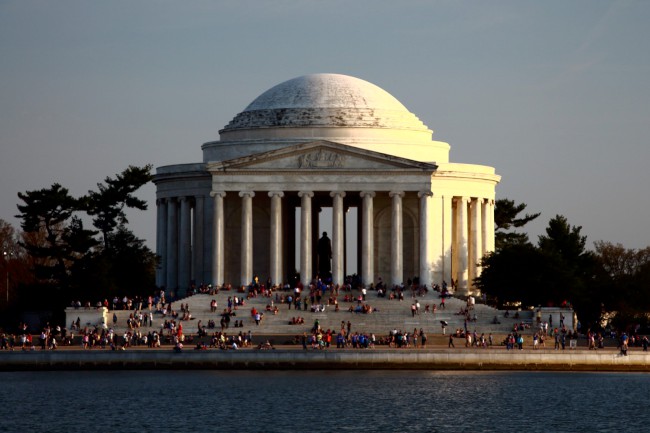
xmin=108 ymin=288 xmax=536 ymax=341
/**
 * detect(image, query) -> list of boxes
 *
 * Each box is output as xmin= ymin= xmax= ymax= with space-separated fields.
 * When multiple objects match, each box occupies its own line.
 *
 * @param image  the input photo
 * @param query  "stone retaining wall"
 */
xmin=1 ymin=350 xmax=648 ymax=372
xmin=64 ymin=307 xmax=108 ymax=329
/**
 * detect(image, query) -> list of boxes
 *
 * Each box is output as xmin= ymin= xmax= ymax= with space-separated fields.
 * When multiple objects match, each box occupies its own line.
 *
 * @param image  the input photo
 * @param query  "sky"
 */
xmin=1 ymin=0 xmax=649 ymax=254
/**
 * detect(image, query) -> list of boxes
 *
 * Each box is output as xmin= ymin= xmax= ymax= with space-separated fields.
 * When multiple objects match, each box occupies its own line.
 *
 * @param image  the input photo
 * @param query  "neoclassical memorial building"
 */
xmin=154 ymin=73 xmax=500 ymax=296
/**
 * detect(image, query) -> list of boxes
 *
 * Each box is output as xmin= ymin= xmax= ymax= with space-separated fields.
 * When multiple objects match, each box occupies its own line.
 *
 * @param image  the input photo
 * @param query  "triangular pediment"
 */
xmin=208 ymin=141 xmax=437 ymax=172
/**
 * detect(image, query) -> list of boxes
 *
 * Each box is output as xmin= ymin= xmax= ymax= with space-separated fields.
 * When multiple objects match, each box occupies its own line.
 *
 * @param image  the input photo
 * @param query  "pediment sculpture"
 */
xmin=297 ymin=149 xmax=346 ymax=169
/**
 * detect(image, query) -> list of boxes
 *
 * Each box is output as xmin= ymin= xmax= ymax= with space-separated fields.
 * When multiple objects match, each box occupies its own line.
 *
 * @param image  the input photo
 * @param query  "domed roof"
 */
xmin=245 ymin=73 xmax=408 ymax=111
xmin=220 ymin=73 xmax=430 ymax=132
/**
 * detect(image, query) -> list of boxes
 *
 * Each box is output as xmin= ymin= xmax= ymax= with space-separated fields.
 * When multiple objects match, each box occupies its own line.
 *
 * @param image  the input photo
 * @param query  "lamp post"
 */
xmin=3 ymin=251 xmax=12 ymax=304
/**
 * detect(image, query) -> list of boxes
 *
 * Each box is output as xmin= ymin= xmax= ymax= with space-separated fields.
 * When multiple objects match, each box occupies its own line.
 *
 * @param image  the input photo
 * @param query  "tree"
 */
xmin=494 ymin=198 xmax=540 ymax=249
xmin=16 ymin=184 xmax=97 ymax=287
xmin=535 ymin=215 xmax=587 ymax=302
xmin=16 ymin=183 xmax=75 ymax=237
xmin=594 ymin=241 xmax=650 ymax=330
xmin=475 ymin=243 xmax=547 ymax=307
xmin=80 ymin=165 xmax=156 ymax=299
xmin=538 ymin=215 xmax=587 ymax=267
xmin=12 ymin=166 xmax=156 ymax=320
xmin=0 ymin=218 xmax=20 ymax=254
xmin=0 ymin=219 xmax=32 ymax=311
xmin=594 ymin=241 xmax=650 ymax=281
xmin=535 ymin=215 xmax=605 ymax=329
xmin=84 ymin=164 xmax=153 ymax=250
xmin=478 ymin=213 xmax=606 ymax=329
xmin=67 ymin=226 xmax=157 ymax=301
xmin=105 ymin=226 xmax=157 ymax=295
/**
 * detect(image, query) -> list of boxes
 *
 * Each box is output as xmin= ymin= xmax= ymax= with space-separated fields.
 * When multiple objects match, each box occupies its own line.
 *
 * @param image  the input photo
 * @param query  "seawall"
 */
xmin=1 ymin=349 xmax=649 ymax=372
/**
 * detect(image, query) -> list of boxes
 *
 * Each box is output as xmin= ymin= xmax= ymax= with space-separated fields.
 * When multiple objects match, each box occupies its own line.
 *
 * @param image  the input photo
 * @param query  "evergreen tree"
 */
xmin=538 ymin=215 xmax=587 ymax=267
xmin=475 ymin=243 xmax=547 ymax=307
xmin=478 ymin=213 xmax=604 ymax=328
xmin=15 ymin=166 xmax=156 ymax=308
xmin=68 ymin=226 xmax=156 ymax=301
xmin=105 ymin=226 xmax=157 ymax=295
xmin=16 ymin=184 xmax=97 ymax=287
xmin=84 ymin=164 xmax=153 ymax=250
xmin=494 ymin=198 xmax=540 ymax=249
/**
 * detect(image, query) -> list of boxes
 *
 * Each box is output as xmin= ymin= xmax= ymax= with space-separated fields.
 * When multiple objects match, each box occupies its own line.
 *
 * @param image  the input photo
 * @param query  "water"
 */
xmin=1 ymin=370 xmax=647 ymax=433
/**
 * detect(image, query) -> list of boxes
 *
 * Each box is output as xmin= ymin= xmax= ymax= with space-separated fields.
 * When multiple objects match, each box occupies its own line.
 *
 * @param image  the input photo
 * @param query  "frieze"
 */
xmin=297 ymin=150 xmax=346 ymax=169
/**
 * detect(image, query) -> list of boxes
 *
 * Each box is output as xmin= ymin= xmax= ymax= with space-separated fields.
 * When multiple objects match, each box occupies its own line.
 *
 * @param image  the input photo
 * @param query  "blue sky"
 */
xmin=1 ymin=0 xmax=649 ymax=252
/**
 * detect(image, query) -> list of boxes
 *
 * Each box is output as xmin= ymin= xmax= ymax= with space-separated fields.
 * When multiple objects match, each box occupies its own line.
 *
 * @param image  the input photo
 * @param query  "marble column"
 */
xmin=239 ymin=191 xmax=255 ymax=287
xmin=469 ymin=197 xmax=483 ymax=292
xmin=193 ymin=195 xmax=204 ymax=284
xmin=330 ymin=191 xmax=346 ymax=286
xmin=389 ymin=191 xmax=404 ymax=286
xmin=457 ymin=196 xmax=470 ymax=295
xmin=210 ymin=191 xmax=226 ymax=287
xmin=486 ymin=199 xmax=496 ymax=253
xmin=268 ymin=191 xmax=284 ymax=286
xmin=442 ymin=195 xmax=453 ymax=286
xmin=360 ymin=191 xmax=375 ymax=287
xmin=311 ymin=205 xmax=320 ymax=276
xmin=298 ymin=191 xmax=314 ymax=286
xmin=429 ymin=194 xmax=444 ymax=287
xmin=418 ymin=191 xmax=434 ymax=288
xmin=481 ymin=198 xmax=489 ymax=257
xmin=165 ymin=198 xmax=178 ymax=292
xmin=156 ymin=198 xmax=167 ymax=288
xmin=179 ymin=197 xmax=192 ymax=295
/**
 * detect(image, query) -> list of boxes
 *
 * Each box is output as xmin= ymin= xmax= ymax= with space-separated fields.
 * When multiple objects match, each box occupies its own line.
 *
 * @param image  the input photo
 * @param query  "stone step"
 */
xmin=106 ymin=291 xmax=537 ymax=337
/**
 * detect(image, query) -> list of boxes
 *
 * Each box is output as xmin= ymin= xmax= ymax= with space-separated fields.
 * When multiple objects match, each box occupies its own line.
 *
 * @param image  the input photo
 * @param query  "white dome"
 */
xmin=205 ymin=73 xmax=450 ymax=164
xmin=220 ymin=73 xmax=431 ymax=132
xmin=246 ymin=73 xmax=409 ymax=111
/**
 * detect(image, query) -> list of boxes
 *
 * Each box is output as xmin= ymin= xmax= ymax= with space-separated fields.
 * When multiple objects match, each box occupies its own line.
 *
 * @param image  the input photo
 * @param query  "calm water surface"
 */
xmin=1 ymin=370 xmax=647 ymax=433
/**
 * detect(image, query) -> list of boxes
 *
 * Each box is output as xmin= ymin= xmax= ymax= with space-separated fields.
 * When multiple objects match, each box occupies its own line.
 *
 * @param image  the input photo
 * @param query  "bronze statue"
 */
xmin=317 ymin=231 xmax=332 ymax=277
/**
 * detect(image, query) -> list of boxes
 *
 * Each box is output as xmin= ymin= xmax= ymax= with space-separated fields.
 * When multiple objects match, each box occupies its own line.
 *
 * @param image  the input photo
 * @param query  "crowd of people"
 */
xmin=296 ymin=327 xmax=376 ymax=350
xmin=6 ymin=276 xmax=650 ymax=354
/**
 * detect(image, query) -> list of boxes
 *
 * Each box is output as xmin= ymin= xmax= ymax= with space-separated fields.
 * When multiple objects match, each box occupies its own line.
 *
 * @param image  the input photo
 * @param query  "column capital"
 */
xmin=456 ymin=196 xmax=471 ymax=204
xmin=238 ymin=191 xmax=255 ymax=198
xmin=268 ymin=191 xmax=285 ymax=198
xmin=359 ymin=191 xmax=376 ymax=198
xmin=210 ymin=191 xmax=226 ymax=198
xmin=418 ymin=190 xmax=434 ymax=198
xmin=298 ymin=191 xmax=314 ymax=198
xmin=329 ymin=191 xmax=346 ymax=198
xmin=156 ymin=198 xmax=165 ymax=205
xmin=389 ymin=191 xmax=405 ymax=198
